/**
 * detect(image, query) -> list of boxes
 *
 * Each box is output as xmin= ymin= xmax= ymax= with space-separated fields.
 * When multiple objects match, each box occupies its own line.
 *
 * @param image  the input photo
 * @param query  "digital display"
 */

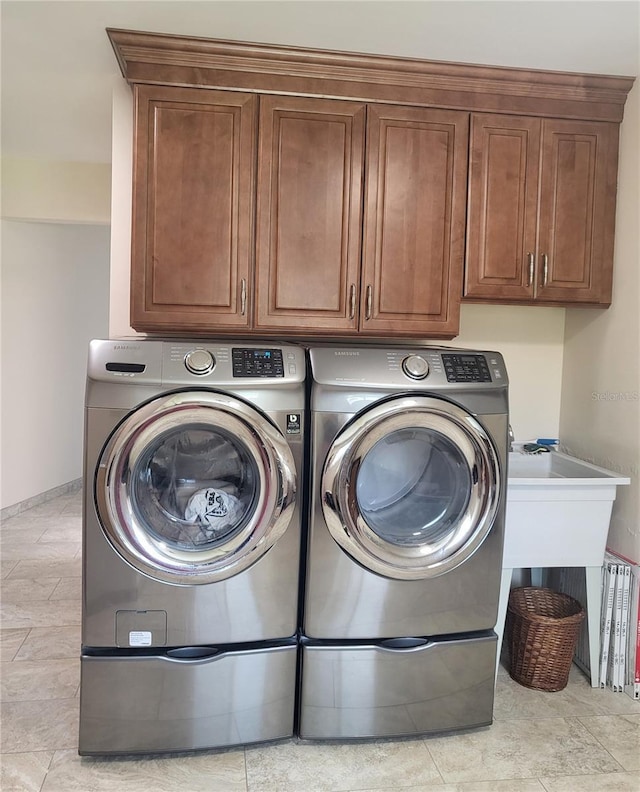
xmin=232 ymin=348 xmax=284 ymax=378
xmin=441 ymin=353 xmax=491 ymax=383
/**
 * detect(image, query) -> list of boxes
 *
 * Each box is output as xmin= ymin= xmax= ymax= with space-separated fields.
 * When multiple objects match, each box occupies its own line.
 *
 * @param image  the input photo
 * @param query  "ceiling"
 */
xmin=2 ymin=1 xmax=638 ymax=164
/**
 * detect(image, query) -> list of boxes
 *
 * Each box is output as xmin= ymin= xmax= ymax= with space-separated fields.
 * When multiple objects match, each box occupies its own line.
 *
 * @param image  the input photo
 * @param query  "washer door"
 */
xmin=95 ymin=390 xmax=296 ymax=585
xmin=321 ymin=395 xmax=501 ymax=580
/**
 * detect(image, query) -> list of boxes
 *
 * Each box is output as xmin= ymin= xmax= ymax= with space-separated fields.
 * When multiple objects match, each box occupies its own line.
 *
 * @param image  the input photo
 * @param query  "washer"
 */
xmin=300 ymin=345 xmax=508 ymax=739
xmin=79 ymin=339 xmax=305 ymax=755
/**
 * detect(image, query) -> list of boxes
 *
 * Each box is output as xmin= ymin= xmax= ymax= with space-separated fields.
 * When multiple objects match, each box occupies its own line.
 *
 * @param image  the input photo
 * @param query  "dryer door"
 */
xmin=95 ymin=390 xmax=296 ymax=585
xmin=321 ymin=395 xmax=501 ymax=580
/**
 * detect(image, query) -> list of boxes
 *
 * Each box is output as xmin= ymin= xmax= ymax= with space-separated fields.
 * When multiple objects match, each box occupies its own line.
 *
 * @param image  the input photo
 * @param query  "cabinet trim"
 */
xmin=108 ymin=29 xmax=634 ymax=123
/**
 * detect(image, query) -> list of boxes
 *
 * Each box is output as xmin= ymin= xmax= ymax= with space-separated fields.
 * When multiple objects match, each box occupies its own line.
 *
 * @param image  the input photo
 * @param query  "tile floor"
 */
xmin=1 ymin=488 xmax=639 ymax=792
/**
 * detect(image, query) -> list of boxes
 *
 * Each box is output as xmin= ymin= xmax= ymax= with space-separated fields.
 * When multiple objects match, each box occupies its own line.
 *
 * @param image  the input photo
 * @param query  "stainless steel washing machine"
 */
xmin=79 ymin=339 xmax=305 ymax=755
xmin=300 ymin=345 xmax=508 ymax=739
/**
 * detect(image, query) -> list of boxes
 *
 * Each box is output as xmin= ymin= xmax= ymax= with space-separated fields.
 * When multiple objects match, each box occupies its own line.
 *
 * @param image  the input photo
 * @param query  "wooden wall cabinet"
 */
xmin=255 ymin=98 xmax=467 ymax=337
xmin=360 ymin=105 xmax=467 ymax=337
xmin=131 ymin=85 xmax=257 ymax=331
xmin=464 ymin=114 xmax=619 ymax=306
xmin=254 ymin=95 xmax=365 ymax=333
xmin=109 ymin=29 xmax=633 ymax=335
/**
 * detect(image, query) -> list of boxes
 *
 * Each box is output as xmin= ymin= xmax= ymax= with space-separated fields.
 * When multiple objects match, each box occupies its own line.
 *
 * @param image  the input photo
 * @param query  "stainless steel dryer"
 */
xmin=300 ymin=345 xmax=508 ymax=740
xmin=80 ymin=339 xmax=305 ymax=755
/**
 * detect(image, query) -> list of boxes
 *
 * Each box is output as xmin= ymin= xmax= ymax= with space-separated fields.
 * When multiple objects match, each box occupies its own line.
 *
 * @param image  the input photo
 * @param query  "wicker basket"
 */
xmin=506 ymin=586 xmax=585 ymax=692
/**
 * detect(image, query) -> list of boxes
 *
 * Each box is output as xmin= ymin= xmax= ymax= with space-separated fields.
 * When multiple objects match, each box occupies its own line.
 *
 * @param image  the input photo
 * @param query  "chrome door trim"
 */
xmin=321 ymin=395 xmax=500 ymax=580
xmin=95 ymin=390 xmax=296 ymax=585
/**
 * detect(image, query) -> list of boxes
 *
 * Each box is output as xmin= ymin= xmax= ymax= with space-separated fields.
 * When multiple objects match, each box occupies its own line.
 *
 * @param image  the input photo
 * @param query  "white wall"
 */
xmin=0 ymin=220 xmax=110 ymax=508
xmin=2 ymin=159 xmax=111 ymax=225
xmin=457 ymin=305 xmax=565 ymax=442
xmin=559 ymin=83 xmax=640 ymax=563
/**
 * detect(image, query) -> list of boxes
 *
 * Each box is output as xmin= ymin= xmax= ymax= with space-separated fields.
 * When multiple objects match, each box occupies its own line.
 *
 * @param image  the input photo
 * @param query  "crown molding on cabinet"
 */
xmin=107 ymin=28 xmax=634 ymax=123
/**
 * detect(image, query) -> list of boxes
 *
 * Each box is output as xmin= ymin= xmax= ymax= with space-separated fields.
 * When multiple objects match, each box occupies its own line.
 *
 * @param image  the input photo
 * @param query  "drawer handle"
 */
xmin=379 ymin=637 xmax=429 ymax=652
xmin=166 ymin=647 xmax=221 ymax=661
xmin=365 ymin=285 xmax=372 ymax=320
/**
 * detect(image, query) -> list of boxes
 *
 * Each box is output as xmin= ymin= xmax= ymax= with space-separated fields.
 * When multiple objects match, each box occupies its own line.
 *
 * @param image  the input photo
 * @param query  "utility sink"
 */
xmin=508 ymin=450 xmax=631 ymax=485
xmin=504 ymin=450 xmax=630 ymax=568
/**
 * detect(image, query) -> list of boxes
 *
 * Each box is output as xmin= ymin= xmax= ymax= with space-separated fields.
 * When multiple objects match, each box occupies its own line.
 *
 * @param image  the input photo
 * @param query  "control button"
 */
xmin=402 ymin=355 xmax=429 ymax=380
xmin=184 ymin=349 xmax=215 ymax=375
xmin=288 ymin=364 xmax=297 ymax=375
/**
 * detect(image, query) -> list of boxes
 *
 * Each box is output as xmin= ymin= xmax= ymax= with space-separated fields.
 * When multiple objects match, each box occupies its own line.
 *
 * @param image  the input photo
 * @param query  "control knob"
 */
xmin=402 ymin=354 xmax=429 ymax=380
xmin=184 ymin=349 xmax=215 ymax=375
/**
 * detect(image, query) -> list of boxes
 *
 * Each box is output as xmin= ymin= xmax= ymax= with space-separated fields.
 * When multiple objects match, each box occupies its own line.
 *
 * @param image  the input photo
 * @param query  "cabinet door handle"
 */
xmin=541 ymin=254 xmax=549 ymax=287
xmin=349 ymin=283 xmax=356 ymax=320
xmin=526 ymin=253 xmax=535 ymax=287
xmin=365 ymin=285 xmax=372 ymax=320
xmin=240 ymin=279 xmax=247 ymax=315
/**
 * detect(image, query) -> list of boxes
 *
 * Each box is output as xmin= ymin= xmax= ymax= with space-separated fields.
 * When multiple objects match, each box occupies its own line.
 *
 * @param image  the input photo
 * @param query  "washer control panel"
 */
xmin=442 ymin=353 xmax=492 ymax=383
xmin=184 ymin=348 xmax=215 ymax=375
xmin=401 ymin=354 xmax=429 ymax=380
xmin=232 ymin=348 xmax=285 ymax=378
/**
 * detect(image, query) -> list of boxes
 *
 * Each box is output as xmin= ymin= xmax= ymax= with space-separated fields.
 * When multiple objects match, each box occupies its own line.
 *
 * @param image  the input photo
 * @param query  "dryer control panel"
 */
xmin=441 ymin=353 xmax=491 ymax=383
xmin=232 ymin=348 xmax=284 ymax=378
xmin=308 ymin=346 xmax=508 ymax=390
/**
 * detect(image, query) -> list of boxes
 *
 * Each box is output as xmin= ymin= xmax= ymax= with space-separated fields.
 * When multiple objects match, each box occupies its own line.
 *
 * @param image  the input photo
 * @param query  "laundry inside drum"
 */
xmin=130 ymin=425 xmax=260 ymax=549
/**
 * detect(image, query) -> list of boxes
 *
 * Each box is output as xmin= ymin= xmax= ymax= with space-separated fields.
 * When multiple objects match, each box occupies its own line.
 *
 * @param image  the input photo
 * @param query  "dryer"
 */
xmin=79 ymin=339 xmax=305 ymax=755
xmin=300 ymin=345 xmax=508 ymax=739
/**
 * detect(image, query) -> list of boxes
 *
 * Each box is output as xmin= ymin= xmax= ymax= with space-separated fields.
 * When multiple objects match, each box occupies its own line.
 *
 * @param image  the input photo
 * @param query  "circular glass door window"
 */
xmin=355 ymin=428 xmax=472 ymax=547
xmin=96 ymin=391 xmax=296 ymax=585
xmin=322 ymin=395 xmax=501 ymax=580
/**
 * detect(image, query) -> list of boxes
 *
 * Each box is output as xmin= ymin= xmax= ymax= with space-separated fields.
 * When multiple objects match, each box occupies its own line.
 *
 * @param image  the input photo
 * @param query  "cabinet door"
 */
xmin=131 ymin=86 xmax=257 ymax=331
xmin=465 ymin=114 xmax=541 ymax=301
xmin=255 ymin=95 xmax=365 ymax=332
xmin=536 ymin=119 xmax=618 ymax=305
xmin=361 ymin=105 xmax=468 ymax=337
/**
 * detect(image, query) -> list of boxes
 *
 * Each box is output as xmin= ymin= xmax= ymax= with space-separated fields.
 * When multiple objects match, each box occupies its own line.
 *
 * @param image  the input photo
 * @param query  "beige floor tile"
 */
xmin=245 ymin=739 xmax=442 ymax=791
xmin=424 ymin=718 xmax=622 ymax=783
xmin=38 ymin=522 xmax=82 ymax=543
xmin=11 ymin=498 xmax=72 ymax=520
xmin=0 ymin=628 xmax=29 ymax=661
xmin=578 ymin=714 xmax=640 ymax=771
xmin=0 ymin=577 xmax=61 ymax=603
xmin=60 ymin=498 xmax=82 ymax=518
xmin=1 ymin=658 xmax=80 ymax=701
xmin=358 ymin=781 xmax=546 ymax=792
xmin=41 ymin=748 xmax=247 ymax=791
xmin=50 ymin=577 xmax=82 ymax=601
xmin=1 ymin=599 xmax=81 ymax=629
xmin=14 ymin=625 xmax=81 ymax=661
xmin=1 ymin=698 xmax=79 ymax=752
xmin=1 ymin=560 xmax=18 ymax=579
xmin=494 ymin=672 xmax=640 ymax=720
xmin=0 ymin=541 xmax=81 ymax=562
xmin=1 ymin=527 xmax=48 ymax=544
xmin=4 ymin=510 xmax=78 ymax=532
xmin=0 ymin=751 xmax=53 ymax=792
xmin=6 ymin=557 xmax=82 ymax=580
xmin=540 ymin=771 xmax=640 ymax=791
